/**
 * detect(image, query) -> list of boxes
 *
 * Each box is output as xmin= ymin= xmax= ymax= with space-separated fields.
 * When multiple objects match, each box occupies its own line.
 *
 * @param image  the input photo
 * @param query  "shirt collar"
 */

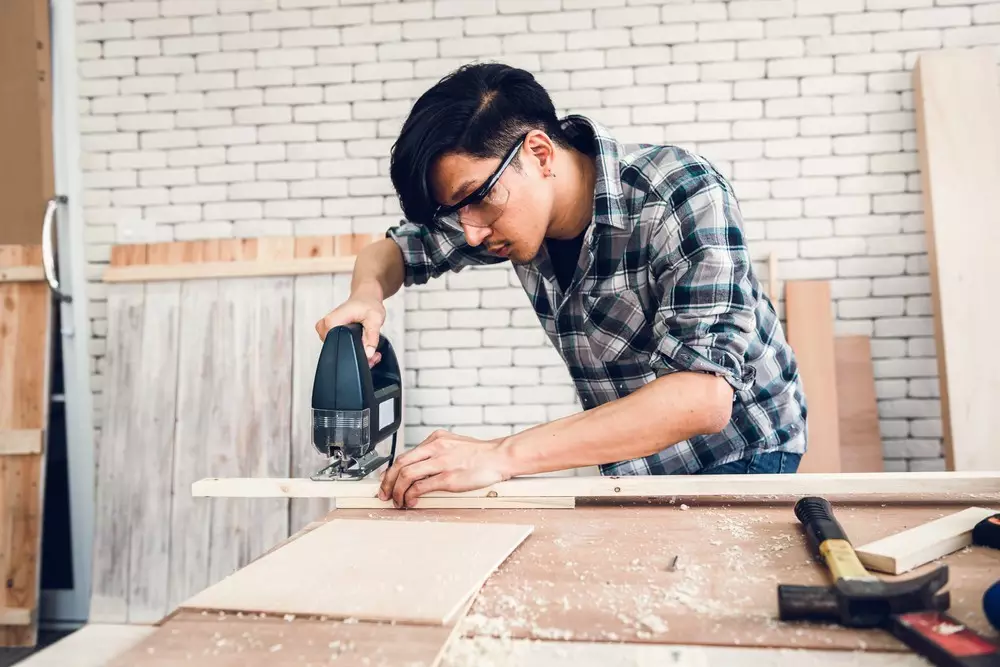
xmin=560 ymin=114 xmax=629 ymax=230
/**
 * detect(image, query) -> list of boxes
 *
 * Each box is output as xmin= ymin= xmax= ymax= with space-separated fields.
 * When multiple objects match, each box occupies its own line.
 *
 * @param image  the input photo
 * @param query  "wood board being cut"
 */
xmin=835 ymin=336 xmax=883 ymax=472
xmin=914 ymin=48 xmax=1000 ymax=471
xmin=180 ymin=519 xmax=533 ymax=626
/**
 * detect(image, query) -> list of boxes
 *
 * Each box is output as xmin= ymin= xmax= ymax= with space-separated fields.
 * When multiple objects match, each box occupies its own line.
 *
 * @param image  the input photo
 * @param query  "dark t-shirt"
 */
xmin=545 ymin=124 xmax=595 ymax=293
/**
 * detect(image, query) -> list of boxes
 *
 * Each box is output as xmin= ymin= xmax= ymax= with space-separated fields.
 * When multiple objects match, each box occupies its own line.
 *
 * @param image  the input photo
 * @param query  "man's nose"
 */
xmin=463 ymin=223 xmax=491 ymax=246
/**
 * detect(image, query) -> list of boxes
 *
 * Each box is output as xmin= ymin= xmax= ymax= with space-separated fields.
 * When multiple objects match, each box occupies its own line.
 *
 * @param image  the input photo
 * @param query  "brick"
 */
xmin=453 ymin=348 xmax=514 ymax=368
xmin=734 ymin=79 xmax=799 ymax=99
xmin=662 ymin=122 xmax=730 ymax=143
xmin=174 ymin=222 xmax=233 ymax=240
xmin=840 ymin=174 xmax=907 ymax=194
xmin=498 ymin=0 xmax=560 ymax=12
xmin=910 ymin=418 xmax=941 ymax=438
xmin=139 ymin=56 xmax=196 ymax=76
xmin=728 ymin=1 xmax=794 ymax=18
xmin=222 ymin=31 xmax=280 ymax=51
xmin=871 ymin=152 xmax=919 ymax=174
xmin=178 ymin=72 xmax=236 ymax=92
xmin=766 ymin=219 xmax=834 ymax=240
xmin=802 ymin=155 xmax=868 ymax=176
xmin=197 ymin=126 xmax=257 ymax=146
xmin=168 ymin=147 xmax=228 ymax=167
xmin=839 ymin=255 xmax=905 ymax=277
xmin=570 ymin=68 xmax=634 ymax=89
xmin=879 ymin=399 xmax=940 ymax=419
xmin=486 ymin=405 xmax=547 ymax=424
xmin=228 ymin=180 xmax=288 ymax=200
xmin=834 ymin=215 xmax=902 ymax=236
xmin=529 ymin=10 xmax=592 ymax=32
xmin=800 ymin=115 xmax=867 ymax=136
xmin=672 ymin=42 xmax=737 ymax=63
xmin=479 ymin=367 xmax=540 ymax=386
xmin=765 ymin=96 xmax=831 ymax=118
xmin=904 ymin=6 xmax=971 ymax=29
xmin=667 ymin=82 xmax=732 ymax=102
xmin=732 ymin=118 xmax=797 ymax=139
xmin=194 ymin=14 xmax=251 ymax=34
xmin=741 ymin=199 xmax=802 ymax=219
xmin=805 ymin=195 xmax=870 ymax=216
xmin=237 ymin=68 xmax=295 ymax=87
xmin=698 ymin=100 xmax=763 ymax=121
xmin=872 ymin=276 xmax=930 ymax=297
xmin=121 ymin=75 xmax=177 ymax=97
xmin=737 ymin=38 xmax=804 ymax=60
xmin=594 ymin=6 xmax=658 ymax=27
xmin=81 ymin=58 xmax=136 ymax=79
xmin=766 ymin=16 xmax=831 ymax=37
xmin=734 ymin=158 xmax=800 ymax=180
xmin=483 ymin=327 xmax=547 ymax=347
xmin=799 ymin=236 xmax=868 ymax=259
xmin=830 ymin=278 xmax=874 ymax=299
xmin=104 ymin=39 xmax=161 ymax=59
xmin=836 ymin=53 xmax=904 ymax=74
xmin=133 ymin=17 xmax=191 ymax=38
xmin=801 ymin=74 xmax=866 ymax=96
xmin=542 ymin=50 xmax=605 ymax=71
xmin=942 ymin=25 xmax=999 ymax=47
xmin=834 ymin=12 xmax=901 ymax=33
xmin=839 ymin=297 xmax=905 ymax=318
xmin=422 ymin=406 xmax=483 ymax=425
xmin=873 ymin=29 xmax=942 ymax=52
xmin=567 ymin=28 xmax=631 ymax=50
xmin=402 ymin=18 xmax=463 ymax=40
xmin=450 ymin=386 xmax=512 ymax=405
xmin=768 ymin=57 xmax=832 ymax=78
xmin=908 ymin=337 xmax=937 ymax=358
xmin=771 ymin=177 xmax=836 ymax=198
xmin=975 ymin=3 xmax=1000 ymax=22
xmin=204 ymin=89 xmax=262 ymax=108
xmin=873 ymin=194 xmax=922 ymax=214
xmin=805 ymin=34 xmax=873 ymax=55
xmin=764 ymin=136 xmax=831 ymax=158
xmin=701 ymin=61 xmax=768 ymax=82
xmin=797 ymin=0 xmax=865 ymax=13
xmin=634 ymin=64 xmax=699 ymax=85
xmin=257 ymin=161 xmax=316 ymax=181
xmin=251 ymin=10 xmax=310 ymax=30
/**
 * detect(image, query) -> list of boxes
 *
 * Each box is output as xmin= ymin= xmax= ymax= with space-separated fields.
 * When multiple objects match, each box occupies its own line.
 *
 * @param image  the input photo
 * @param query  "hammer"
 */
xmin=778 ymin=496 xmax=1000 ymax=667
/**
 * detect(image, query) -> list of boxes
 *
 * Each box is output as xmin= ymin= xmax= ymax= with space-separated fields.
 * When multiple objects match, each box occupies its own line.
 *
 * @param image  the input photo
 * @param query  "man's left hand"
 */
xmin=377 ymin=430 xmax=513 ymax=508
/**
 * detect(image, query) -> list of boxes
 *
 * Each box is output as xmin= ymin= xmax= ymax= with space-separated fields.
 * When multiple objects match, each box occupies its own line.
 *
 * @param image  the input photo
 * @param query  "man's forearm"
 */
xmin=499 ymin=371 xmax=734 ymax=477
xmin=351 ymin=238 xmax=406 ymax=302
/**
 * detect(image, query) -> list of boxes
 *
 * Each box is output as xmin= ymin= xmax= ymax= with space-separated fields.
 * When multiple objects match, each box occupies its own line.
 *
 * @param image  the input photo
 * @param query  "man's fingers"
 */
xmin=377 ymin=445 xmax=433 ymax=500
xmin=391 ymin=459 xmax=444 ymax=508
xmin=403 ymin=473 xmax=452 ymax=509
xmin=360 ymin=310 xmax=385 ymax=360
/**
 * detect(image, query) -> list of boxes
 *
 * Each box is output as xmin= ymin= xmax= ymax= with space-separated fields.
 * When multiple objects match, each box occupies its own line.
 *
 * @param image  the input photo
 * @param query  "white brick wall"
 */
xmin=76 ymin=0 xmax=1000 ymax=472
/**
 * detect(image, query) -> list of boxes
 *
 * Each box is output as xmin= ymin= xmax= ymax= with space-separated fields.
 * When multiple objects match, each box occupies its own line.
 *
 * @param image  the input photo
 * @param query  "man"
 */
xmin=316 ymin=63 xmax=807 ymax=509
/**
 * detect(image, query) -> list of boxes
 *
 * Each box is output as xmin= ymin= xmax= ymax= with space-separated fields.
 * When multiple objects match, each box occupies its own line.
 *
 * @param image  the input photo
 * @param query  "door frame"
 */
xmin=39 ymin=0 xmax=96 ymax=628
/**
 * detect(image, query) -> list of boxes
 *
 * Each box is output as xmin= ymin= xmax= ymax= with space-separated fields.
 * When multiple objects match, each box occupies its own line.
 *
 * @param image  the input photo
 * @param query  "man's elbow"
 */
xmin=699 ymin=375 xmax=734 ymax=434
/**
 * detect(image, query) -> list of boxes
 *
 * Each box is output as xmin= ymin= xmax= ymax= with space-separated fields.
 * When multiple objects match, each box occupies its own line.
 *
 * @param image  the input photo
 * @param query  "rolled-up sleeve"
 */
xmin=385 ymin=220 xmax=506 ymax=286
xmin=647 ymin=176 xmax=757 ymax=394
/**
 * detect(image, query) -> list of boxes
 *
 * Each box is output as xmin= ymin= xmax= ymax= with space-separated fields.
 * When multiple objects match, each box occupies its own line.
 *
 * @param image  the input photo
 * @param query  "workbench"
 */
xmin=35 ymin=480 xmax=1000 ymax=667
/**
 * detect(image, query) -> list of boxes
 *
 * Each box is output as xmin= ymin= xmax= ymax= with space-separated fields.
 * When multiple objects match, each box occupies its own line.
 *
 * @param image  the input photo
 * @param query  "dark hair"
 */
xmin=389 ymin=62 xmax=571 ymax=226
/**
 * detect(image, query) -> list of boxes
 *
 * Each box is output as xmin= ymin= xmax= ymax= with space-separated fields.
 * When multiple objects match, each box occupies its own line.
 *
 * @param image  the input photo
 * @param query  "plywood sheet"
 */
xmin=181 ymin=519 xmax=533 ymax=625
xmin=106 ymin=611 xmax=457 ymax=667
xmin=784 ymin=280 xmax=840 ymax=473
xmin=835 ymin=336 xmax=883 ymax=472
xmin=914 ymin=48 xmax=1000 ymax=471
xmin=327 ymin=503 xmax=1000 ymax=653
xmin=0 ymin=246 xmax=50 ymax=647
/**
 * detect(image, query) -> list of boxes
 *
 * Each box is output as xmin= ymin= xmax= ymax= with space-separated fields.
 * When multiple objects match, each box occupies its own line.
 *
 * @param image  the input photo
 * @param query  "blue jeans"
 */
xmin=697 ymin=451 xmax=801 ymax=474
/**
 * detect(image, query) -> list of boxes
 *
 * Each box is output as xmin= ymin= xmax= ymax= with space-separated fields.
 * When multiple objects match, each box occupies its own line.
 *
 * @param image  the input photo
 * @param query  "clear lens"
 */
xmin=438 ymin=181 xmax=509 ymax=230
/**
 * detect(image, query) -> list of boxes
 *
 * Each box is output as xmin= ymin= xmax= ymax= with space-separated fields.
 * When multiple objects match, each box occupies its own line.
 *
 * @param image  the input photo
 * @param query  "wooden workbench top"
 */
xmin=105 ymin=500 xmax=1000 ymax=666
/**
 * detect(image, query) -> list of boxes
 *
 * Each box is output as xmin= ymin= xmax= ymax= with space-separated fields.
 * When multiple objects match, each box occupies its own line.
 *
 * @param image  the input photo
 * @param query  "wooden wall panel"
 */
xmin=784 ymin=280 xmax=841 ymax=473
xmin=0 ymin=246 xmax=50 ymax=647
xmin=914 ymin=48 xmax=1000 ymax=471
xmin=93 ymin=235 xmax=405 ymax=623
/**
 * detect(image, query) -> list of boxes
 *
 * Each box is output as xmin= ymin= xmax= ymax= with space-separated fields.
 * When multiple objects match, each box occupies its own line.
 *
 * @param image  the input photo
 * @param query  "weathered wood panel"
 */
xmin=94 ymin=235 xmax=404 ymax=623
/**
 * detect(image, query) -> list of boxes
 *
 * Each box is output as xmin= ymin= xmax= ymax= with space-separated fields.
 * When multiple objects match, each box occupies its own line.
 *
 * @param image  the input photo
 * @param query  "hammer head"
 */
xmin=778 ymin=564 xmax=950 ymax=628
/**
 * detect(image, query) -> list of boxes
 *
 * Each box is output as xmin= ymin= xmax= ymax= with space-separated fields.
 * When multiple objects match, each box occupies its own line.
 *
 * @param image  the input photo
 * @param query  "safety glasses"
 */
xmin=433 ymin=133 xmax=528 ymax=231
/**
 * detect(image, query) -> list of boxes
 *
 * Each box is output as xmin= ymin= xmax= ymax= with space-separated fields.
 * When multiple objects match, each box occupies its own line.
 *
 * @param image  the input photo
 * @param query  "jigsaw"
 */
xmin=310 ymin=322 xmax=402 ymax=481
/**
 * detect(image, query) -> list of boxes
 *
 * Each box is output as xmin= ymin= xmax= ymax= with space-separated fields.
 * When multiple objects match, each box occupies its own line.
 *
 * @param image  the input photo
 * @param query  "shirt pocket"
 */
xmin=581 ymin=290 xmax=651 ymax=362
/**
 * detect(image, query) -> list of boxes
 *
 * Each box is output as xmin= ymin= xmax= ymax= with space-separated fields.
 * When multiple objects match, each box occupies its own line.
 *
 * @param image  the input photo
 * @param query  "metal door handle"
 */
xmin=42 ymin=195 xmax=71 ymax=303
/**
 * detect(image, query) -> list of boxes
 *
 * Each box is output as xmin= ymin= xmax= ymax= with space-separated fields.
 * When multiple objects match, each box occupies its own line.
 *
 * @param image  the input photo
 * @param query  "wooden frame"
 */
xmin=101 ymin=234 xmax=381 ymax=283
xmin=192 ymin=471 xmax=1000 ymax=504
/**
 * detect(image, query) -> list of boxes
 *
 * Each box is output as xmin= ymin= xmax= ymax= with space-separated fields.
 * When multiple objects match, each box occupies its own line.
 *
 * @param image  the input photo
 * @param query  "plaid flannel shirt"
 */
xmin=386 ymin=114 xmax=807 ymax=475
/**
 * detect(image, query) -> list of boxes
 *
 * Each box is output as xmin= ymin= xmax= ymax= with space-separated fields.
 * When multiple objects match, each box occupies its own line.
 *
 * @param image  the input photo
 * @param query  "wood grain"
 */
xmin=180 ymin=519 xmax=534 ymax=625
xmin=834 ymin=336 xmax=884 ymax=473
xmin=0 ymin=430 xmax=43 ymax=455
xmin=784 ymin=280 xmax=840 ymax=473
xmin=914 ymin=49 xmax=1000 ymax=472
xmin=333 ymin=503 xmax=1000 ymax=653
xmin=191 ymin=471 xmax=1000 ymax=502
xmin=0 ymin=245 xmax=50 ymax=646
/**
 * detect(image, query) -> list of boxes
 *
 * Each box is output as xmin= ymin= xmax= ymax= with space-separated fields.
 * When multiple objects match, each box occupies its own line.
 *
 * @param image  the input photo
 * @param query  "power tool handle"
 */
xmin=795 ymin=496 xmax=850 ymax=560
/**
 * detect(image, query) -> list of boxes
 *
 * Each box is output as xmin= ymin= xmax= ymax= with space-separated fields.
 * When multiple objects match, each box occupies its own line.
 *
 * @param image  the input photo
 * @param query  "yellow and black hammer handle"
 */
xmin=794 ymin=496 xmax=879 ymax=583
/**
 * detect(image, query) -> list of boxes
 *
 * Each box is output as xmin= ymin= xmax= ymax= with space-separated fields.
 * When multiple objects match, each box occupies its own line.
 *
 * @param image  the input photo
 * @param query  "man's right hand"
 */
xmin=315 ymin=295 xmax=386 ymax=367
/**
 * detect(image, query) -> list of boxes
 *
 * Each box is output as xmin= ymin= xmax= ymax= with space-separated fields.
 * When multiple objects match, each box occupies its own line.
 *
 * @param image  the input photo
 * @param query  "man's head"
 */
xmin=389 ymin=63 xmax=576 ymax=264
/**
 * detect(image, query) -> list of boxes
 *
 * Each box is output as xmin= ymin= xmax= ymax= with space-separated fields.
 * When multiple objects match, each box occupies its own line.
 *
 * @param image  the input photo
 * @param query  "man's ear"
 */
xmin=524 ymin=130 xmax=555 ymax=177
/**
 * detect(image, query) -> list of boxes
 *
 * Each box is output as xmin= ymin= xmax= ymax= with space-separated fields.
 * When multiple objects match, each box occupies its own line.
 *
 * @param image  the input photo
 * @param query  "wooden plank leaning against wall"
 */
xmin=0 ymin=0 xmax=54 ymax=649
xmin=92 ymin=234 xmax=406 ymax=625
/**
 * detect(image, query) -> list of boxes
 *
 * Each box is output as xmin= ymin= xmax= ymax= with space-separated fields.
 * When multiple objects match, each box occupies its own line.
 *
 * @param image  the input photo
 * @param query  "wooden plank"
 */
xmin=167 ymin=278 xmax=220 ymax=612
xmin=914 ymin=48 xmax=1000 ymax=472
xmin=0 ymin=0 xmax=52 ymax=246
xmin=0 ymin=607 xmax=30 ymax=626
xmin=192 ymin=471 xmax=1000 ymax=502
xmin=0 ymin=266 xmax=44 ymax=283
xmin=90 ymin=284 xmax=145 ymax=623
xmin=333 ymin=496 xmax=576 ymax=509
xmin=784 ymin=280 xmax=840 ymax=473
xmin=180 ymin=519 xmax=533 ymax=625
xmin=834 ymin=336 xmax=884 ymax=473
xmin=0 ymin=245 xmax=50 ymax=647
xmin=0 ymin=429 xmax=43 ymax=455
xmin=855 ymin=506 xmax=997 ymax=575
xmin=126 ymin=280 xmax=182 ymax=623
xmin=102 ymin=256 xmax=358 ymax=283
